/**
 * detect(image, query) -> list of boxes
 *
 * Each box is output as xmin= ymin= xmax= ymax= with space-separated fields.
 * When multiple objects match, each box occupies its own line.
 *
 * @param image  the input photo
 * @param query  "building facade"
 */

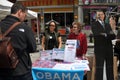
xmin=18 ymin=0 xmax=119 ymax=33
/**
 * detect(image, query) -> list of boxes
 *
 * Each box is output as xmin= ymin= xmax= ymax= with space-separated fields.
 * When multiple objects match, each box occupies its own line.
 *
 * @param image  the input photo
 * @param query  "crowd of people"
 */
xmin=1 ymin=1 xmax=120 ymax=80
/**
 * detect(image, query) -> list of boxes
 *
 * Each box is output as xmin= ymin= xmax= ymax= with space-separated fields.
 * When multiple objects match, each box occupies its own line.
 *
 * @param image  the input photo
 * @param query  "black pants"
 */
xmin=0 ymin=72 xmax=33 ymax=80
xmin=83 ymin=74 xmax=87 ymax=80
xmin=95 ymin=51 xmax=114 ymax=80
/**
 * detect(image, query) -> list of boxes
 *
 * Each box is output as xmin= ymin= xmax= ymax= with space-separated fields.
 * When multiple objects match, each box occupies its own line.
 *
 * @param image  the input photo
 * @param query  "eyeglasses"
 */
xmin=50 ymin=25 xmax=55 ymax=27
xmin=73 ymin=27 xmax=77 ymax=28
xmin=73 ymin=26 xmax=77 ymax=28
xmin=99 ymin=14 xmax=104 ymax=16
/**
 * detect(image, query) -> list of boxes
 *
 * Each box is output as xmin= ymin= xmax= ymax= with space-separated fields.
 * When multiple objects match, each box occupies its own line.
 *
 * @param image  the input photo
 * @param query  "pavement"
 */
xmin=30 ymin=52 xmax=40 ymax=63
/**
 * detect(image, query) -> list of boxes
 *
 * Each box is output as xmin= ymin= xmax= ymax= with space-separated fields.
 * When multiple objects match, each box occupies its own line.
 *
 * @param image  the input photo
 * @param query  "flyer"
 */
xmin=64 ymin=39 xmax=77 ymax=62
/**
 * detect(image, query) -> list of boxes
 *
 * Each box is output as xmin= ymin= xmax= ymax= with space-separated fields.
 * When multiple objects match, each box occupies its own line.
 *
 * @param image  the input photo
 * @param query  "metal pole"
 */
xmin=65 ymin=12 xmax=66 ymax=26
xmin=36 ymin=13 xmax=40 ymax=44
xmin=51 ymin=12 xmax=53 ymax=20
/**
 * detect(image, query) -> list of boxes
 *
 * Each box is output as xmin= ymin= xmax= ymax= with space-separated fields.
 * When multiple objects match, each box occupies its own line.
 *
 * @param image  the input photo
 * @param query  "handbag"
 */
xmin=0 ymin=22 xmax=21 ymax=69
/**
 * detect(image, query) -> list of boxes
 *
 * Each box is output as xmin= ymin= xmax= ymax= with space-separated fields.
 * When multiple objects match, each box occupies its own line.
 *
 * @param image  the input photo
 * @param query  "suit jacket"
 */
xmin=91 ymin=21 xmax=115 ymax=54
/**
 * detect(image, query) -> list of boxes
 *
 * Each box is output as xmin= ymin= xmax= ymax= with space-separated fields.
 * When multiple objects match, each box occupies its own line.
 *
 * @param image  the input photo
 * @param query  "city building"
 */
xmin=8 ymin=0 xmax=119 ymax=35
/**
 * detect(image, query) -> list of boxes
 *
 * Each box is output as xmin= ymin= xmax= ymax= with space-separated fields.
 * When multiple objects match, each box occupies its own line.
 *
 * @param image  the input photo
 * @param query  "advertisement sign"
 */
xmin=32 ymin=68 xmax=84 ymax=80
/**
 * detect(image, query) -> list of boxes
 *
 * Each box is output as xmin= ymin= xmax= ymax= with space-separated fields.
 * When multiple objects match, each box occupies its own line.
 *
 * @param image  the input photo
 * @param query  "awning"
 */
xmin=83 ymin=5 xmax=108 ymax=9
xmin=0 ymin=0 xmax=37 ymax=19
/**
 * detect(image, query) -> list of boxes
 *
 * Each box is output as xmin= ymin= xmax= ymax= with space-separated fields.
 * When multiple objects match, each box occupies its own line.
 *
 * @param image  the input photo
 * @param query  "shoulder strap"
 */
xmin=3 ymin=22 xmax=21 ymax=37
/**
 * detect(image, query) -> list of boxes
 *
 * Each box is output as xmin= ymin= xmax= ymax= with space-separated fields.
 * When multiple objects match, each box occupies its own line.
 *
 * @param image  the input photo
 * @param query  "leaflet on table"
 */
xmin=52 ymin=48 xmax=64 ymax=60
xmin=71 ymin=63 xmax=90 ymax=71
xmin=52 ymin=63 xmax=72 ymax=70
xmin=40 ymin=48 xmax=64 ymax=60
xmin=53 ymin=62 xmax=90 ymax=71
xmin=74 ymin=59 xmax=89 ymax=64
xmin=64 ymin=39 xmax=77 ymax=62
xmin=40 ymin=50 xmax=53 ymax=60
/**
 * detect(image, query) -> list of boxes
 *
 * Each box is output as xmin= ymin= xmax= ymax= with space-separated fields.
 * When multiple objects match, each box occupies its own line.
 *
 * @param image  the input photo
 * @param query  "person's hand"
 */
xmin=42 ymin=49 xmax=45 ymax=51
xmin=117 ymin=39 xmax=120 ymax=42
xmin=100 ymin=33 xmax=106 ymax=35
xmin=100 ymin=33 xmax=107 ymax=37
xmin=109 ymin=31 xmax=114 ymax=34
xmin=82 ymin=55 xmax=87 ymax=60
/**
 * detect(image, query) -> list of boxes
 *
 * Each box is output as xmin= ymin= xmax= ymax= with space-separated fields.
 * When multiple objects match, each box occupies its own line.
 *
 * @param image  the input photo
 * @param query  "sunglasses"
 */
xmin=50 ymin=25 xmax=55 ymax=27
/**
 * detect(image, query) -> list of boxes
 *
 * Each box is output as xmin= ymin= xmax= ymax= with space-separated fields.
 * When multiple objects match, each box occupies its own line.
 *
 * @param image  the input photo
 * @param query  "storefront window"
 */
xmin=53 ymin=13 xmax=65 ymax=26
xmin=44 ymin=13 xmax=51 ymax=23
xmin=83 ymin=9 xmax=90 ymax=25
xmin=66 ymin=13 xmax=74 ymax=26
xmin=44 ymin=13 xmax=73 ymax=27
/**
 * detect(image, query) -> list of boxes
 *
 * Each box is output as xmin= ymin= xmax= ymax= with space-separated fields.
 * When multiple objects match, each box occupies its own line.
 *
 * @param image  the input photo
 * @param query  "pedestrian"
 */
xmin=65 ymin=25 xmax=70 ymax=35
xmin=109 ymin=15 xmax=117 ymax=35
xmin=114 ymin=28 xmax=120 ymax=73
xmin=89 ymin=31 xmax=93 ymax=43
xmin=0 ymin=2 xmax=36 ymax=80
xmin=91 ymin=10 xmax=116 ymax=80
xmin=68 ymin=22 xmax=87 ymax=59
xmin=41 ymin=21 xmax=62 ymax=50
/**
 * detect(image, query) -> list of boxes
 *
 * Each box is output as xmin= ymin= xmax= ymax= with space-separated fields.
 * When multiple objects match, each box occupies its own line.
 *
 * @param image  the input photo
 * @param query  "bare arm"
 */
xmin=58 ymin=36 xmax=62 ymax=49
xmin=41 ymin=36 xmax=45 ymax=51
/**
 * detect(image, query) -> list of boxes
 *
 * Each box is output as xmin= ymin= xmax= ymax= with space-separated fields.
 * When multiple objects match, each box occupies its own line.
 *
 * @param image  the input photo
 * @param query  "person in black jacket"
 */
xmin=91 ymin=10 xmax=115 ymax=80
xmin=114 ymin=28 xmax=120 ymax=73
xmin=41 ymin=21 xmax=62 ymax=50
xmin=0 ymin=2 xmax=36 ymax=80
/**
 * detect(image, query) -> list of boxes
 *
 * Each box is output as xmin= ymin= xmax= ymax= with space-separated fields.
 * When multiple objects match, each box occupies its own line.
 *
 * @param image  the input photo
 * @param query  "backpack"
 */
xmin=0 ymin=22 xmax=20 ymax=69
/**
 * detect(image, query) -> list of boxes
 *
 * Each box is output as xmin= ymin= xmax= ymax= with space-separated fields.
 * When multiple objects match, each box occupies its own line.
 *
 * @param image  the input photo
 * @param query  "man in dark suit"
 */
xmin=91 ymin=10 xmax=116 ymax=80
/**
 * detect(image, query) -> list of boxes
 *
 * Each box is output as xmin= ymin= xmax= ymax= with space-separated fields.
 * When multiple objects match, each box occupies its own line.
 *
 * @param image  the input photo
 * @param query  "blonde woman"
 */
xmin=68 ymin=22 xmax=87 ymax=59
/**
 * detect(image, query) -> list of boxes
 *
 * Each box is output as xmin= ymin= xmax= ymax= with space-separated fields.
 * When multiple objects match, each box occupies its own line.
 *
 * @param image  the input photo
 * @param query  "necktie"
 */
xmin=101 ymin=21 xmax=105 ymax=29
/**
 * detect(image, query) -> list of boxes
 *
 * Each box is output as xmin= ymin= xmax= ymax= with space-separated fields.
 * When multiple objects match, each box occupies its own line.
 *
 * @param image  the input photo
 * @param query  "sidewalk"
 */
xmin=30 ymin=52 xmax=40 ymax=63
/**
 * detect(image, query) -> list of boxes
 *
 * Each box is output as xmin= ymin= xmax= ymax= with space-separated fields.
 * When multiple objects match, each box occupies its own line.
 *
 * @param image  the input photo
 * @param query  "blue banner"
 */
xmin=32 ymin=67 xmax=84 ymax=80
